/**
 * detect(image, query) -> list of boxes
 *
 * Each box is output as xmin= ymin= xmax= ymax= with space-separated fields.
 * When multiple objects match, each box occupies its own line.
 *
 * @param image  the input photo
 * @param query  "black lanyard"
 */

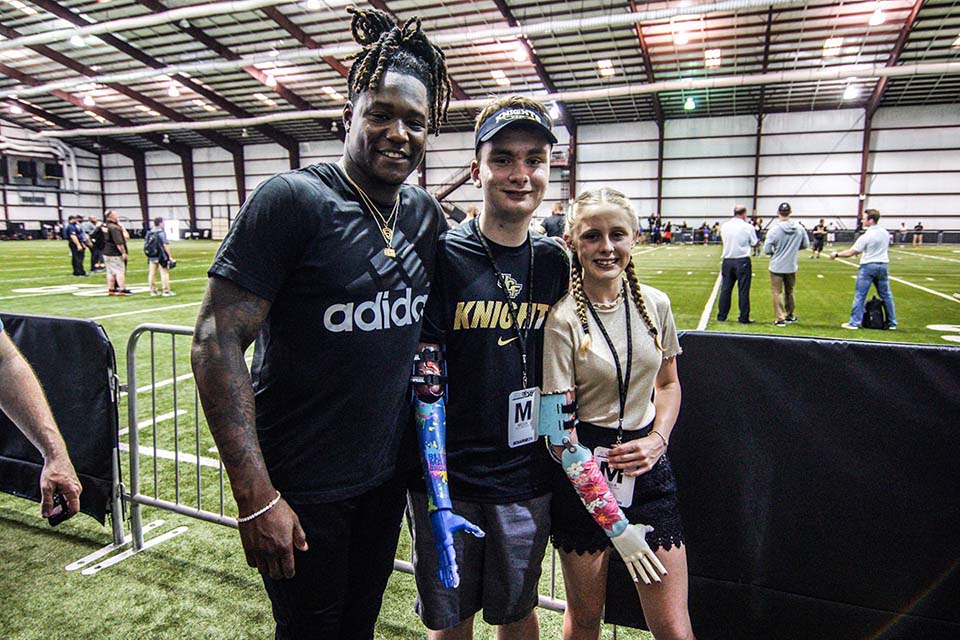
xmin=472 ymin=218 xmax=535 ymax=388
xmin=585 ymin=280 xmax=632 ymax=445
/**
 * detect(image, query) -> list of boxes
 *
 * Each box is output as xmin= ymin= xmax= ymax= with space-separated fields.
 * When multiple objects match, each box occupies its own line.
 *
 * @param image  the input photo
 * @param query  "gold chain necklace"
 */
xmin=339 ymin=165 xmax=401 ymax=258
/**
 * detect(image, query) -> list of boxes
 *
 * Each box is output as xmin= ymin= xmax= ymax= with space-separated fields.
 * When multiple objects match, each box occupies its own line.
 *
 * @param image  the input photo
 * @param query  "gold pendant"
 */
xmin=382 ymin=227 xmax=393 ymax=242
xmin=384 ymin=247 xmax=397 ymax=258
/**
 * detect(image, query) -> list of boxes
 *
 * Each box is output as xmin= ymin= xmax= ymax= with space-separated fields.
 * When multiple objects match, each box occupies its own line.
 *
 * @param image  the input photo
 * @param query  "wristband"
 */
xmin=237 ymin=491 xmax=281 ymax=523
xmin=650 ymin=430 xmax=668 ymax=448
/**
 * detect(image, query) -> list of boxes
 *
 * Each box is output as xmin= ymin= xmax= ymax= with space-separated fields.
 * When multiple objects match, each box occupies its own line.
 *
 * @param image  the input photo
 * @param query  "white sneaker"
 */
xmin=150 ymin=291 xmax=160 ymax=297
xmin=841 ymin=322 xmax=859 ymax=330
xmin=162 ymin=291 xmax=176 ymax=297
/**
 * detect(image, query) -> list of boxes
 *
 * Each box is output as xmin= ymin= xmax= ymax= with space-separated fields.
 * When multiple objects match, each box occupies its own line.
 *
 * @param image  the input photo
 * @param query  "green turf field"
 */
xmin=0 ymin=238 xmax=958 ymax=639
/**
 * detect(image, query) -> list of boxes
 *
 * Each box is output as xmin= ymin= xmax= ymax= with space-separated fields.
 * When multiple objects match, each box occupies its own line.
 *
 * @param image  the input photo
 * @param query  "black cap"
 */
xmin=778 ymin=202 xmax=792 ymax=214
xmin=475 ymin=106 xmax=557 ymax=150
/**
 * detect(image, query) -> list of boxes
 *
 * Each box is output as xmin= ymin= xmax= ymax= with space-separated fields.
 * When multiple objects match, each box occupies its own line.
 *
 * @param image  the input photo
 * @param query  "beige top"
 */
xmin=542 ymin=283 xmax=682 ymax=430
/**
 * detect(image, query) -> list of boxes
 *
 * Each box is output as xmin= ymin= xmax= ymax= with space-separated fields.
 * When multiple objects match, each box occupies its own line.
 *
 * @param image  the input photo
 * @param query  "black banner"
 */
xmin=606 ymin=332 xmax=960 ymax=639
xmin=0 ymin=313 xmax=118 ymax=524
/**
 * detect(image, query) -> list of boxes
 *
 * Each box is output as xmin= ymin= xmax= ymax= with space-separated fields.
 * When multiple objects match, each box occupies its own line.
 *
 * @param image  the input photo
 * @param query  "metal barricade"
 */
xmin=122 ymin=323 xmax=572 ymax=615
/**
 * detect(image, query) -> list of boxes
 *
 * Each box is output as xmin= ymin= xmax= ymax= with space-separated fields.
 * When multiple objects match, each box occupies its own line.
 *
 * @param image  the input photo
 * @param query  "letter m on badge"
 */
xmin=515 ymin=400 xmax=532 ymax=423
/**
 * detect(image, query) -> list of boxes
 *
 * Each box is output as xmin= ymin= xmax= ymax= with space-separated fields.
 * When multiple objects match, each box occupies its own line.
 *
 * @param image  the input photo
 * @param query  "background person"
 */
xmin=408 ymin=95 xmax=568 ymax=640
xmin=145 ymin=217 xmax=175 ymax=297
xmin=831 ymin=209 xmax=897 ymax=330
xmin=66 ymin=215 xmax=87 ymax=277
xmin=191 ymin=8 xmax=451 ymax=639
xmin=541 ymin=201 xmax=566 ymax=239
xmin=811 ymin=218 xmax=828 ymax=258
xmin=716 ymin=205 xmax=758 ymax=324
xmin=102 ymin=210 xmax=132 ymax=296
xmin=764 ymin=202 xmax=809 ymax=327
xmin=912 ymin=221 xmax=924 ymax=246
xmin=542 ymin=188 xmax=692 ymax=640
xmin=0 ymin=321 xmax=82 ymax=522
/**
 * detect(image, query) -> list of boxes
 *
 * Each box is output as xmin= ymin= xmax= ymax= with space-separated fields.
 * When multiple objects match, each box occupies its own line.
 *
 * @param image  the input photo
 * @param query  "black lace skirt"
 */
xmin=550 ymin=421 xmax=684 ymax=555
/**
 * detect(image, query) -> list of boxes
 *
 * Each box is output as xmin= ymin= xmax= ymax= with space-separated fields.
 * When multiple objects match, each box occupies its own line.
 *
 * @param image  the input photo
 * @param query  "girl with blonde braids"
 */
xmin=542 ymin=188 xmax=694 ymax=639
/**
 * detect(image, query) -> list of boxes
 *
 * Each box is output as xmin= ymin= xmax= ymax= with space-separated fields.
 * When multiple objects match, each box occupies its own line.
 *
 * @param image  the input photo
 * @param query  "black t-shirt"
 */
xmin=541 ymin=214 xmax=565 ymax=238
xmin=420 ymin=219 xmax=569 ymax=503
xmin=209 ymin=162 xmax=443 ymax=503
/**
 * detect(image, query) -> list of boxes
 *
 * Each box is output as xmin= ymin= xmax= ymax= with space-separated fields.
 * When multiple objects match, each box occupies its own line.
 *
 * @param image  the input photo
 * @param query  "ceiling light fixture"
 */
xmin=869 ymin=4 xmax=886 ymax=26
xmin=823 ymin=37 xmax=843 ymax=57
xmin=549 ymin=103 xmax=560 ymax=120
xmin=162 ymin=133 xmax=170 ymax=144
xmin=241 ymin=127 xmax=249 ymax=137
xmin=843 ymin=81 xmax=861 ymax=101
xmin=952 ymin=33 xmax=960 ymax=49
xmin=9 ymin=103 xmax=23 ymax=114
xmin=70 ymin=33 xmax=86 ymax=47
xmin=168 ymin=82 xmax=181 ymax=97
xmin=265 ymin=72 xmax=277 ymax=88
xmin=597 ymin=59 xmax=616 ymax=77
xmin=305 ymin=0 xmax=322 ymax=9
xmin=491 ymin=69 xmax=511 ymax=87
xmin=512 ymin=42 xmax=529 ymax=63
xmin=684 ymin=96 xmax=696 ymax=110
xmin=83 ymin=94 xmax=96 ymax=107
xmin=704 ymin=49 xmax=721 ymax=68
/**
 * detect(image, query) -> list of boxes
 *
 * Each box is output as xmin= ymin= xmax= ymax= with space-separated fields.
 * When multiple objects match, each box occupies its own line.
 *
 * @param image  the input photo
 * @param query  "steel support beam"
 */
xmin=179 ymin=154 xmax=197 ymax=229
xmin=233 ymin=148 xmax=247 ymax=209
xmin=132 ymin=152 xmax=149 ymax=227
xmin=857 ymin=113 xmax=873 ymax=219
xmin=628 ymin=0 xmax=663 ymax=124
xmin=866 ymin=0 xmax=924 ymax=118
xmin=568 ymin=128 xmax=577 ymax=201
xmin=656 ymin=124 xmax=665 ymax=216
xmin=751 ymin=114 xmax=764 ymax=214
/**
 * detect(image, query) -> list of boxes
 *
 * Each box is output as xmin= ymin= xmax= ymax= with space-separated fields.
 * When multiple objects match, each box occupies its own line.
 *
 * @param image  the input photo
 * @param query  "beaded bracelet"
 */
xmin=236 ymin=491 xmax=282 ymax=524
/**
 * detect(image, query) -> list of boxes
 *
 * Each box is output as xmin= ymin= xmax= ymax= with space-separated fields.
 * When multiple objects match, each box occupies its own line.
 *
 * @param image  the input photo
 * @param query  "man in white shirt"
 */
xmin=831 ymin=209 xmax=897 ymax=330
xmin=717 ymin=205 xmax=759 ymax=324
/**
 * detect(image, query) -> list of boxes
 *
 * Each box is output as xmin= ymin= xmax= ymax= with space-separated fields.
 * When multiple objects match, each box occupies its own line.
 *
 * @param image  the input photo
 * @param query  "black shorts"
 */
xmin=260 ymin=478 xmax=408 ymax=640
xmin=813 ymin=238 xmax=825 ymax=251
xmin=550 ymin=421 xmax=684 ymax=555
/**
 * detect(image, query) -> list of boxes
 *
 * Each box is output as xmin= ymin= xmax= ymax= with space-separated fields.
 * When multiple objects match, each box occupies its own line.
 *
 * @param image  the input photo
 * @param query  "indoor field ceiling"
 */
xmin=0 ymin=0 xmax=957 ymax=155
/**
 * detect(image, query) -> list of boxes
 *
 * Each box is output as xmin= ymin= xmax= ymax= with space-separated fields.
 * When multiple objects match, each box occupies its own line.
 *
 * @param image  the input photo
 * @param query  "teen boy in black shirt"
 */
xmin=409 ymin=96 xmax=569 ymax=639
xmin=191 ymin=8 xmax=451 ymax=639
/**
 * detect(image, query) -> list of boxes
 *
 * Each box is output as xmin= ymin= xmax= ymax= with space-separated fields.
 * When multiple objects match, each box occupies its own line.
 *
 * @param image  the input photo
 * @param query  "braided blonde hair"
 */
xmin=567 ymin=188 xmax=663 ymax=353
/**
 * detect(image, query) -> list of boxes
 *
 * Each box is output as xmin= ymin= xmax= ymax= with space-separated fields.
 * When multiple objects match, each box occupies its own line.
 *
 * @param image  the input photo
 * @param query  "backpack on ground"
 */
xmin=143 ymin=228 xmax=162 ymax=258
xmin=91 ymin=225 xmax=106 ymax=251
xmin=862 ymin=296 xmax=887 ymax=330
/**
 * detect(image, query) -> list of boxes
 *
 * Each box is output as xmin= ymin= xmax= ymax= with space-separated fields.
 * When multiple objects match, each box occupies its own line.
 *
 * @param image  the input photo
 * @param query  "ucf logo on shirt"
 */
xmin=498 ymin=273 xmax=523 ymax=299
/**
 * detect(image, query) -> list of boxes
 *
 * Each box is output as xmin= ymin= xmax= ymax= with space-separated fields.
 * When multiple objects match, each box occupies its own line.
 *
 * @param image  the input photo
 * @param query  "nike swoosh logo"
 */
xmin=497 ymin=336 xmax=519 ymax=346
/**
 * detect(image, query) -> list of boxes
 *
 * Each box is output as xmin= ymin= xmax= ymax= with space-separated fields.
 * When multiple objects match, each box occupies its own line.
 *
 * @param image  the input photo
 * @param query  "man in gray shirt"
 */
xmin=831 ymin=209 xmax=897 ymax=330
xmin=717 ymin=205 xmax=759 ymax=324
xmin=764 ymin=202 xmax=810 ymax=327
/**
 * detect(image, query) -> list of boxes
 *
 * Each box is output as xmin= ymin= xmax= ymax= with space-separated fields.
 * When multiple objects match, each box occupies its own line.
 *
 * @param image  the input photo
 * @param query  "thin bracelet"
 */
xmin=650 ymin=430 xmax=668 ymax=448
xmin=237 ymin=491 xmax=282 ymax=523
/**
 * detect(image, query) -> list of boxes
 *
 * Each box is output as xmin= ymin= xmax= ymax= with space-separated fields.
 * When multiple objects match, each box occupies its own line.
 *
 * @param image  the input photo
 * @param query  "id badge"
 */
xmin=593 ymin=446 xmax=635 ymax=508
xmin=507 ymin=387 xmax=541 ymax=448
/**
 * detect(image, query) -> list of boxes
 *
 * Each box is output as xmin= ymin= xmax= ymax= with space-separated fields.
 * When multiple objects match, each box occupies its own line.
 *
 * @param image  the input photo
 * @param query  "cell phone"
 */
xmin=48 ymin=493 xmax=71 ymax=527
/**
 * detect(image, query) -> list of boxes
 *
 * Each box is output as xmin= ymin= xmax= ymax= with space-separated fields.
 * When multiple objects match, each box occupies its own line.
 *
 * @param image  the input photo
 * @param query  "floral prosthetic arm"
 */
xmin=539 ymin=392 xmax=668 ymax=585
xmin=413 ymin=347 xmax=484 ymax=589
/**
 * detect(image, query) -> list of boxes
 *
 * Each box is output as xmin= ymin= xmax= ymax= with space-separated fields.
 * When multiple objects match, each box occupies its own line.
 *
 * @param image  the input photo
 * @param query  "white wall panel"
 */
xmin=758 ymin=175 xmax=859 ymax=197
xmin=666 ymin=115 xmax=756 ymax=138
xmin=662 ymin=198 xmax=743 ymax=220
xmin=756 ymin=195 xmax=858 ymax=217
xmin=665 ymin=137 xmax=755 ymax=158
xmin=663 ymin=177 xmax=753 ymax=198
xmin=663 ymin=158 xmax=754 ymax=178
xmin=763 ymin=109 xmax=864 ymax=134
xmin=865 ymin=195 xmax=960 ymax=215
xmin=760 ymin=153 xmax=860 ymax=175
xmin=870 ymin=173 xmax=960 ymax=194
xmin=870 ymin=150 xmax=960 ymax=173
xmin=580 ymin=122 xmax=659 ymax=143
xmin=873 ymin=128 xmax=960 ymax=151
xmin=578 ymin=161 xmax=658 ymax=181
xmin=761 ymin=131 xmax=862 ymax=155
xmin=579 ymin=141 xmax=659 ymax=162
xmin=873 ymin=105 xmax=960 ymax=128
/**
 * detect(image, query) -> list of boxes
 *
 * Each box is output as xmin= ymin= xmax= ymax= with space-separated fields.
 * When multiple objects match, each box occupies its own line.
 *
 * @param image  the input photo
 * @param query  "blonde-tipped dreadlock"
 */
xmin=347 ymin=6 xmax=451 ymax=134
xmin=567 ymin=188 xmax=664 ymax=354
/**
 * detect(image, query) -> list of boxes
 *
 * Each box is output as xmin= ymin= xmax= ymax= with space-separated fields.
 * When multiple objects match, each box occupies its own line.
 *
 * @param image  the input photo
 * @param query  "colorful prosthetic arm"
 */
xmin=413 ymin=348 xmax=484 ymax=589
xmin=539 ymin=392 xmax=668 ymax=585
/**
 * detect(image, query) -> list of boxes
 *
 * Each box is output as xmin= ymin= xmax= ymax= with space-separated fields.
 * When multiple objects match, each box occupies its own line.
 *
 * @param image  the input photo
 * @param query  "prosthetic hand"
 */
xmin=539 ymin=392 xmax=668 ymax=585
xmin=414 ymin=347 xmax=484 ymax=589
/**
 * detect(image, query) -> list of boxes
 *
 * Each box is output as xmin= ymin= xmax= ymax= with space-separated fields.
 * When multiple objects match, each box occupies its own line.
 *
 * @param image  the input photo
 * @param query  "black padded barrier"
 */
xmin=0 ymin=313 xmax=118 ymax=524
xmin=605 ymin=331 xmax=960 ymax=639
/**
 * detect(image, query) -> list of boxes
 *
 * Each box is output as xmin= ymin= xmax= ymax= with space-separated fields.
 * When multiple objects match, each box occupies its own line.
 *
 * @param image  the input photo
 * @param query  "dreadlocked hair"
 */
xmin=569 ymin=252 xmax=593 ymax=354
xmin=347 ymin=6 xmax=451 ymax=133
xmin=625 ymin=260 xmax=664 ymax=353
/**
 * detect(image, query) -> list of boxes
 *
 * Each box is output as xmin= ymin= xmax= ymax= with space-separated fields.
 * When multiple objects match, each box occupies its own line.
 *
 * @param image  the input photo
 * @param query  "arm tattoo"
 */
xmin=191 ymin=277 xmax=275 ymax=505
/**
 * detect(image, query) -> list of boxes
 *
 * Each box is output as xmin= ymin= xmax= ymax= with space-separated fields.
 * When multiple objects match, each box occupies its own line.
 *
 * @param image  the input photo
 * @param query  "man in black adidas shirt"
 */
xmin=191 ymin=8 xmax=450 ymax=639
xmin=409 ymin=96 xmax=569 ymax=639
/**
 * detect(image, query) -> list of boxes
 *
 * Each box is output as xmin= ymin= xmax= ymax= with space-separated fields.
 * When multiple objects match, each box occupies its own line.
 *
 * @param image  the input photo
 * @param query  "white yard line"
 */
xmin=120 ymin=372 xmax=195 ymax=398
xmin=118 ymin=409 xmax=186 ymax=437
xmin=118 ymin=442 xmax=222 ymax=469
xmin=890 ymin=250 xmax=960 ymax=264
xmin=92 ymin=301 xmax=201 ymax=320
xmin=834 ymin=257 xmax=960 ymax=304
xmin=697 ymin=273 xmax=724 ymax=330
